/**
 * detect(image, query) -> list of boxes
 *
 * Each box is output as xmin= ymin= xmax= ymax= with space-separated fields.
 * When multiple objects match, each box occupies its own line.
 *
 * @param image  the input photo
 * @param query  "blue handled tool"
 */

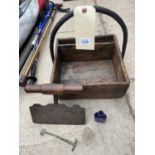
xmin=19 ymin=2 xmax=55 ymax=74
xmin=27 ymin=3 xmax=55 ymax=84
xmin=34 ymin=3 xmax=55 ymax=47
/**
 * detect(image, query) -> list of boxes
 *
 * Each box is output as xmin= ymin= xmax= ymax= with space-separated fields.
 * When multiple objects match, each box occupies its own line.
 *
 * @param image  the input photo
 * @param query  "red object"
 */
xmin=38 ymin=0 xmax=48 ymax=11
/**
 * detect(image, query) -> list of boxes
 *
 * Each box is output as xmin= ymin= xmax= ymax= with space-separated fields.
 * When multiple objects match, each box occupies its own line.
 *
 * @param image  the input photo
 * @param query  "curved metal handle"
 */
xmin=50 ymin=5 xmax=128 ymax=62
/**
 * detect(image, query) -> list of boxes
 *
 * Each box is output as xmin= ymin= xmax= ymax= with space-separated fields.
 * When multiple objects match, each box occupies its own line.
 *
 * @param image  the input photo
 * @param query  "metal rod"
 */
xmin=19 ymin=44 xmax=34 ymax=73
xmin=28 ymin=58 xmax=38 ymax=84
xmin=40 ymin=129 xmax=78 ymax=151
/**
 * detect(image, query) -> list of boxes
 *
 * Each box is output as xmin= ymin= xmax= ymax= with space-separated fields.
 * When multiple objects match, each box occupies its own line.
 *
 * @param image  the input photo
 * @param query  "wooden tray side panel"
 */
xmin=58 ymin=43 xmax=115 ymax=62
xmin=112 ymin=35 xmax=130 ymax=82
xmin=58 ymin=83 xmax=129 ymax=99
xmin=51 ymin=41 xmax=62 ymax=83
xmin=58 ymin=35 xmax=115 ymax=45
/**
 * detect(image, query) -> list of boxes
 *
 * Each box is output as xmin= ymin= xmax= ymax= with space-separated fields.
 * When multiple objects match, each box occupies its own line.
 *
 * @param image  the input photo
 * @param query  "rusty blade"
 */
xmin=30 ymin=104 xmax=85 ymax=125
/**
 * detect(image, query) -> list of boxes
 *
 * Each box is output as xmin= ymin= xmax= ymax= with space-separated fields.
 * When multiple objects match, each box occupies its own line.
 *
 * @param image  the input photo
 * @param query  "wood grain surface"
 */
xmin=51 ymin=35 xmax=129 ymax=99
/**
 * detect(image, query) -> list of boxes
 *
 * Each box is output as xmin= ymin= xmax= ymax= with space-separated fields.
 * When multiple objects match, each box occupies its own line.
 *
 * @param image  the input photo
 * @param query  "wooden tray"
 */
xmin=51 ymin=35 xmax=130 ymax=99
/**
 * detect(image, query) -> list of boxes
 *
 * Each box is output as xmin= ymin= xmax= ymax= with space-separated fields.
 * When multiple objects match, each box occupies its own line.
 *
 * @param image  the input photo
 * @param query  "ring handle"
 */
xmin=50 ymin=5 xmax=128 ymax=62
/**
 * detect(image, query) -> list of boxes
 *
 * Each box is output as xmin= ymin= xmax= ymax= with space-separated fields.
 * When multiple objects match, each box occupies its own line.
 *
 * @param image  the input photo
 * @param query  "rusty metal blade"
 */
xmin=29 ymin=104 xmax=85 ymax=125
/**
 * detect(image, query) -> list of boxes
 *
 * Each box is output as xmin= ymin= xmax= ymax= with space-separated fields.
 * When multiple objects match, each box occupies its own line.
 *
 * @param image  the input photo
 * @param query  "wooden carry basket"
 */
xmin=25 ymin=6 xmax=130 ymax=100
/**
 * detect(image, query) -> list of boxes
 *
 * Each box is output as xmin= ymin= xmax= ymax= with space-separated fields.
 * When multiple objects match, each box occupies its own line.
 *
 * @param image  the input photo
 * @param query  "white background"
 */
xmin=0 ymin=0 xmax=155 ymax=154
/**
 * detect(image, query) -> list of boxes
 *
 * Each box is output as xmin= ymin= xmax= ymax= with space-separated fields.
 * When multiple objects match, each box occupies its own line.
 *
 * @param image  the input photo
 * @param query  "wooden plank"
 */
xmin=50 ymin=40 xmax=62 ymax=83
xmin=60 ymin=60 xmax=117 ymax=82
xmin=58 ymin=82 xmax=129 ymax=99
xmin=58 ymin=42 xmax=115 ymax=61
xmin=112 ymin=35 xmax=130 ymax=82
xmin=58 ymin=35 xmax=115 ymax=44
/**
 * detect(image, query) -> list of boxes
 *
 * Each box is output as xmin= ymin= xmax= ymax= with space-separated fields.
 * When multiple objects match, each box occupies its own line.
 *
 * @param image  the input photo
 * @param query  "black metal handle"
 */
xmin=19 ymin=44 xmax=34 ymax=73
xmin=50 ymin=5 xmax=128 ymax=62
